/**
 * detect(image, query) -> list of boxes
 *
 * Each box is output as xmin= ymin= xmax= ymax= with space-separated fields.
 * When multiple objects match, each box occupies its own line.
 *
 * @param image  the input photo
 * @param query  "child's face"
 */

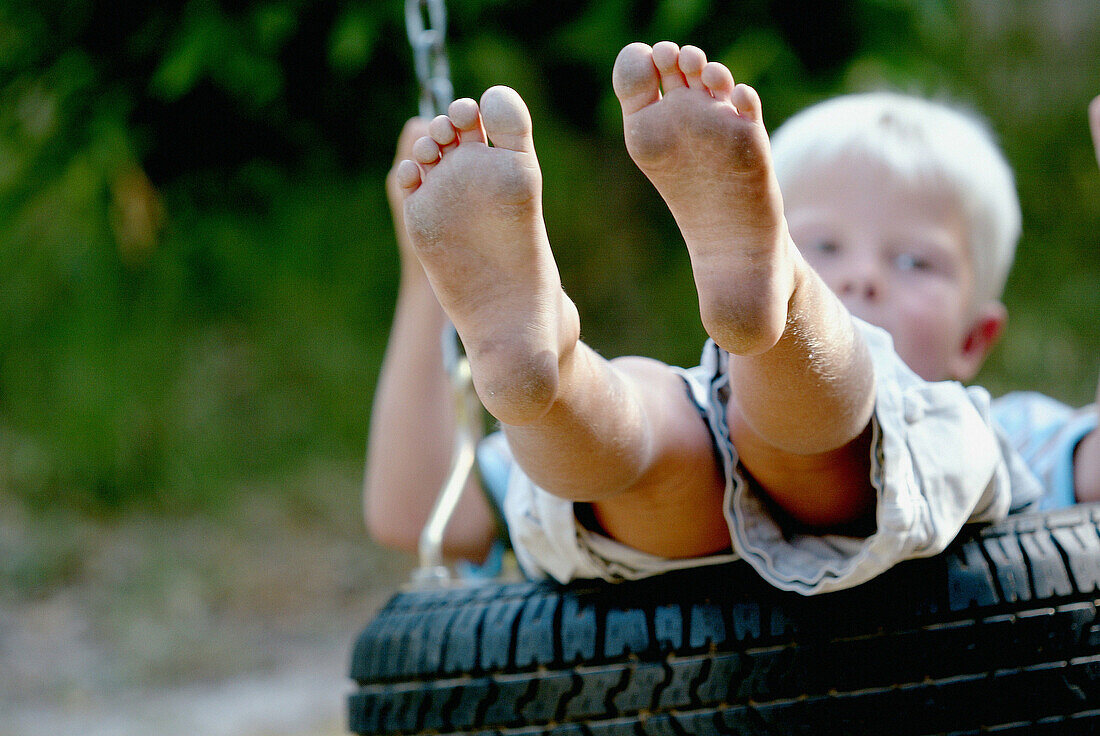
xmin=784 ymin=159 xmax=1001 ymax=382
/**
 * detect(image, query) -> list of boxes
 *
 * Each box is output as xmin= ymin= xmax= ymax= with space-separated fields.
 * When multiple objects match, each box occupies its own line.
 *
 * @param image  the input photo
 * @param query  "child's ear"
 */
xmin=950 ymin=301 xmax=1007 ymax=382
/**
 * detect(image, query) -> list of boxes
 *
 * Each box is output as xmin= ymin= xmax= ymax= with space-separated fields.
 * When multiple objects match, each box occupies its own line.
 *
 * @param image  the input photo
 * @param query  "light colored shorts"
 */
xmin=498 ymin=318 xmax=1044 ymax=595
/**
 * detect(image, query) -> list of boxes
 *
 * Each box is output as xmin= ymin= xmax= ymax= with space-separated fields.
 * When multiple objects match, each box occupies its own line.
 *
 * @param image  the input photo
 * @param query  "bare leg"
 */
xmin=364 ymin=117 xmax=498 ymax=561
xmin=1091 ymin=95 xmax=1100 ymax=167
xmin=399 ymin=87 xmax=729 ymax=556
xmin=614 ymin=43 xmax=876 ymax=526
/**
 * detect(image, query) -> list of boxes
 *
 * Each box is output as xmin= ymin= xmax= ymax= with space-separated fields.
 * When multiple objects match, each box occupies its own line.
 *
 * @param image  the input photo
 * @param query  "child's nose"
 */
xmin=836 ymin=260 xmax=881 ymax=301
xmin=839 ymin=278 xmax=878 ymax=300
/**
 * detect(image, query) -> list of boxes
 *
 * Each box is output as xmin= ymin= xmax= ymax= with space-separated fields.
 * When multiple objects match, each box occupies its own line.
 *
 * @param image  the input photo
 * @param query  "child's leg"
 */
xmin=1091 ymin=95 xmax=1100 ymax=167
xmin=398 ymin=88 xmax=730 ymax=558
xmin=397 ymin=91 xmax=578 ymax=429
xmin=614 ymin=43 xmax=877 ymax=526
xmin=364 ymin=117 xmax=499 ymax=561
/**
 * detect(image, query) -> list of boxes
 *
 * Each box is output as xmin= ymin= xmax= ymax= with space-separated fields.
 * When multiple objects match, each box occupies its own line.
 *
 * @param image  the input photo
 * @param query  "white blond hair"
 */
xmin=770 ymin=92 xmax=1021 ymax=304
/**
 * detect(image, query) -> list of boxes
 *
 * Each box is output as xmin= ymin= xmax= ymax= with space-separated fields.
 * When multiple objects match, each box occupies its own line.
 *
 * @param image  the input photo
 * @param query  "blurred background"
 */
xmin=1 ymin=0 xmax=1098 ymax=734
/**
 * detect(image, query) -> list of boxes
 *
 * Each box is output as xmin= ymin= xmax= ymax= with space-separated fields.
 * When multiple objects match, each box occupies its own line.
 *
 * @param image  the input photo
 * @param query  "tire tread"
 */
xmin=351 ymin=507 xmax=1100 ymax=734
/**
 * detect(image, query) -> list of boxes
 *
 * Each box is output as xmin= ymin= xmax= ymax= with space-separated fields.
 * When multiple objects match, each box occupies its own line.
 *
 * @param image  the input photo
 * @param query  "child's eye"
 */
xmin=812 ymin=240 xmax=840 ymax=256
xmin=895 ymin=253 xmax=932 ymax=272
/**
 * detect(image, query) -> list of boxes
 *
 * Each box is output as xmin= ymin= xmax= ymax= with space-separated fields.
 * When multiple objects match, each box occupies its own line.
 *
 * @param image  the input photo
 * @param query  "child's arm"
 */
xmin=363 ymin=118 xmax=499 ymax=561
xmin=1072 ymin=96 xmax=1100 ymax=503
xmin=1078 ymin=380 xmax=1100 ymax=502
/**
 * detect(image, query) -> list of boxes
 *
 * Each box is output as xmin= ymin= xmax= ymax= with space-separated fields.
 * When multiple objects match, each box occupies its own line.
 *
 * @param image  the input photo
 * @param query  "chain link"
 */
xmin=406 ymin=0 xmax=454 ymax=119
xmin=405 ymin=0 xmax=461 ymax=377
xmin=404 ymin=0 xmax=483 ymax=588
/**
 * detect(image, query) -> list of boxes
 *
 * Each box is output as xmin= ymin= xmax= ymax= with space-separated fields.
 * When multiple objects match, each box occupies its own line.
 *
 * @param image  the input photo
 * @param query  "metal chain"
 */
xmin=405 ymin=0 xmax=460 ymax=382
xmin=405 ymin=0 xmax=455 ymax=119
xmin=404 ymin=0 xmax=484 ymax=588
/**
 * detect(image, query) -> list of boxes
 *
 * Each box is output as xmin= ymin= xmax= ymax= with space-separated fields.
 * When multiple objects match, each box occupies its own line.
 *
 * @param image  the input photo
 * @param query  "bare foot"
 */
xmin=613 ymin=42 xmax=795 ymax=355
xmin=395 ymin=86 xmax=579 ymax=426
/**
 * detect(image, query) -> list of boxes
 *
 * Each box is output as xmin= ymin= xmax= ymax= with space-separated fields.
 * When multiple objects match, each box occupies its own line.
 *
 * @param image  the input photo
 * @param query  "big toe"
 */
xmin=480 ymin=86 xmax=534 ymax=153
xmin=613 ymin=42 xmax=660 ymax=115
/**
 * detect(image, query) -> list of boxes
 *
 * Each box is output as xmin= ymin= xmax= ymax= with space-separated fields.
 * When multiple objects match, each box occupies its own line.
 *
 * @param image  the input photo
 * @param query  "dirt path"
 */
xmin=5 ymin=645 xmax=351 ymax=736
xmin=0 ymin=486 xmax=412 ymax=736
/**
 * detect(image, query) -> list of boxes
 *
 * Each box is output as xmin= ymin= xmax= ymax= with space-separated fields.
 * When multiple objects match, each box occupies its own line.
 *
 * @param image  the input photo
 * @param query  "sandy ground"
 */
xmin=5 ymin=648 xmax=353 ymax=736
xmin=0 ymin=481 xmax=414 ymax=736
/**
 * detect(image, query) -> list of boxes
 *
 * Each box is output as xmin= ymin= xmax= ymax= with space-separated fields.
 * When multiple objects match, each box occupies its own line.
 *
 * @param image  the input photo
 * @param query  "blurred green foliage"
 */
xmin=1 ymin=0 xmax=1097 ymax=513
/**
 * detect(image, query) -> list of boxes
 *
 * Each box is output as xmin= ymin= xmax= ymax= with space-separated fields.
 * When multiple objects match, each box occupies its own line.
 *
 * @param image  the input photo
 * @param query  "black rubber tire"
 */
xmin=349 ymin=505 xmax=1100 ymax=735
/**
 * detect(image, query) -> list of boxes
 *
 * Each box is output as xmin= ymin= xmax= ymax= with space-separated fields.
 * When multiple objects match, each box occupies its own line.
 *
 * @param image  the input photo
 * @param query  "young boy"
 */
xmin=365 ymin=42 xmax=1100 ymax=594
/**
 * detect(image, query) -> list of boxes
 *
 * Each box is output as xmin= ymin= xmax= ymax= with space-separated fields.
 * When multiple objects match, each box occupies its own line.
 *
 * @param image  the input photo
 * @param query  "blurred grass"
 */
xmin=1 ymin=165 xmax=396 ymax=514
xmin=0 ymin=0 xmax=1097 ymax=523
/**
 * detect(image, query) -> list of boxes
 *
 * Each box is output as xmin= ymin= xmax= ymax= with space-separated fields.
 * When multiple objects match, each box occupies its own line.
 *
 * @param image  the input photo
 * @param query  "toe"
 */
xmin=613 ymin=42 xmax=661 ymax=115
xmin=652 ymin=41 xmax=686 ymax=92
xmin=731 ymin=83 xmax=763 ymax=122
xmin=480 ymin=85 xmax=535 ymax=153
xmin=395 ymin=159 xmax=422 ymax=191
xmin=449 ymin=98 xmax=487 ymax=144
xmin=412 ymin=135 xmax=442 ymax=170
xmin=678 ymin=45 xmax=707 ymax=90
xmin=701 ymin=62 xmax=735 ymax=103
xmin=394 ymin=118 xmax=430 ymax=166
xmin=429 ymin=114 xmax=459 ymax=155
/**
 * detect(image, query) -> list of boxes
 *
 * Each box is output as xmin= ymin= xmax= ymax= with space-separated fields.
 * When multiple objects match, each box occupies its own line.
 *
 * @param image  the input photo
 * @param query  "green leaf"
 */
xmin=252 ymin=2 xmax=299 ymax=52
xmin=552 ymin=0 xmax=635 ymax=65
xmin=716 ymin=29 xmax=786 ymax=87
xmin=218 ymin=47 xmax=284 ymax=108
xmin=648 ymin=0 xmax=712 ymax=39
xmin=150 ymin=18 xmax=216 ymax=101
xmin=328 ymin=4 xmax=380 ymax=74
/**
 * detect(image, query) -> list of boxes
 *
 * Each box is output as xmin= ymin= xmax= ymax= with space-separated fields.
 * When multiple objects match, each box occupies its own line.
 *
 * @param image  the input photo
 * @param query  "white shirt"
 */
xmin=488 ymin=319 xmax=1045 ymax=595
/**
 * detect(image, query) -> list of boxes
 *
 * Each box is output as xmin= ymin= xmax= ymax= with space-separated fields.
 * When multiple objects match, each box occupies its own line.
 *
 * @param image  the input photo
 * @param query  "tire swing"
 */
xmin=350 ymin=4 xmax=1100 ymax=733
xmin=350 ymin=507 xmax=1100 ymax=735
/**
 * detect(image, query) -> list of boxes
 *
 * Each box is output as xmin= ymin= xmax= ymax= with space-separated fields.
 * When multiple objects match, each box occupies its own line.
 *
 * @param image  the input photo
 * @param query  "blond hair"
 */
xmin=771 ymin=92 xmax=1021 ymax=304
